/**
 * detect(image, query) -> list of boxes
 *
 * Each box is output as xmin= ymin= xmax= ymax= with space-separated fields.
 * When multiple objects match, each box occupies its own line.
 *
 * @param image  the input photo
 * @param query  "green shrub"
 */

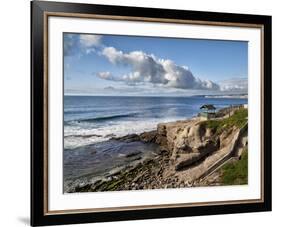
xmin=202 ymin=108 xmax=248 ymax=134
xmin=221 ymin=149 xmax=248 ymax=185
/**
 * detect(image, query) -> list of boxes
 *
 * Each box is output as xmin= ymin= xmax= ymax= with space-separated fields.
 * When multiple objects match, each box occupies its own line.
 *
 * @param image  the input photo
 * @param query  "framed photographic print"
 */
xmin=31 ymin=1 xmax=272 ymax=226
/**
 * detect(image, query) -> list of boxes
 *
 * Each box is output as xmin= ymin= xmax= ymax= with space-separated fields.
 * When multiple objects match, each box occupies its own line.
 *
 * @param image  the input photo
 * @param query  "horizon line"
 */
xmin=64 ymin=93 xmax=248 ymax=98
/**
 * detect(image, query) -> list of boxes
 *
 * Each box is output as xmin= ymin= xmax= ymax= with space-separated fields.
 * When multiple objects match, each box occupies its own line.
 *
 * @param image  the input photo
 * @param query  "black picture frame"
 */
xmin=31 ymin=1 xmax=272 ymax=226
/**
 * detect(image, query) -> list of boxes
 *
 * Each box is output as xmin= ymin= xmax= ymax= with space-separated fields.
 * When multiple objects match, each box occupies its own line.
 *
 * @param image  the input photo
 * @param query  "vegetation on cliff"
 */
xmin=221 ymin=148 xmax=248 ymax=185
xmin=201 ymin=108 xmax=248 ymax=134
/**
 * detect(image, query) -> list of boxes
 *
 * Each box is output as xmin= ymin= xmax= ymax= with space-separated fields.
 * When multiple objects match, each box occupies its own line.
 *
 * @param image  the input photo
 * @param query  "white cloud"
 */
xmin=79 ymin=34 xmax=103 ymax=47
xmin=96 ymin=71 xmax=112 ymax=79
xmin=64 ymin=34 xmax=103 ymax=56
xmin=96 ymin=71 xmax=120 ymax=81
xmin=98 ymin=47 xmax=220 ymax=90
xmin=219 ymin=78 xmax=248 ymax=93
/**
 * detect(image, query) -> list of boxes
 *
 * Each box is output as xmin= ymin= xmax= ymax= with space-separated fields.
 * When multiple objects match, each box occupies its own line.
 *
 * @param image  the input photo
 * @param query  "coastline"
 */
xmin=65 ymin=106 xmax=248 ymax=193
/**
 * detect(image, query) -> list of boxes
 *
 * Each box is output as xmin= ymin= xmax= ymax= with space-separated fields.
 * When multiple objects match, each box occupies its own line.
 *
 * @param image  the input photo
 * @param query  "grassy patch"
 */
xmin=221 ymin=149 xmax=248 ymax=185
xmin=202 ymin=108 xmax=248 ymax=134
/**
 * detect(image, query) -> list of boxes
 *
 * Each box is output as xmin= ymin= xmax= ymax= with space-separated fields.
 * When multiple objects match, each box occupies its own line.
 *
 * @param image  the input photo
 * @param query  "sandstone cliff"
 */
xmin=150 ymin=115 xmax=248 ymax=184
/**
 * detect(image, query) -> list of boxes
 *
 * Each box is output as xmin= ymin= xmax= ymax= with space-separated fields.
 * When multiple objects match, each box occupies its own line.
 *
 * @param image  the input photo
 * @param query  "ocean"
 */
xmin=63 ymin=95 xmax=247 ymax=191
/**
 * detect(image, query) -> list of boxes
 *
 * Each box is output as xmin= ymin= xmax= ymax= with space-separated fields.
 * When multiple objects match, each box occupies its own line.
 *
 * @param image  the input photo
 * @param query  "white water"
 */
xmin=64 ymin=117 xmax=182 ymax=149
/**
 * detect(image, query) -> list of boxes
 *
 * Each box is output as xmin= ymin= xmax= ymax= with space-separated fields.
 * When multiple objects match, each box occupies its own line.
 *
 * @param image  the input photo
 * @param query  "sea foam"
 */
xmin=64 ymin=118 xmax=180 ymax=149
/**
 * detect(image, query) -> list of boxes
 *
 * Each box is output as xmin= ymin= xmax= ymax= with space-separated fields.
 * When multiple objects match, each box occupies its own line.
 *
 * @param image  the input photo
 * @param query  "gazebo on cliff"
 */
xmin=199 ymin=104 xmax=216 ymax=119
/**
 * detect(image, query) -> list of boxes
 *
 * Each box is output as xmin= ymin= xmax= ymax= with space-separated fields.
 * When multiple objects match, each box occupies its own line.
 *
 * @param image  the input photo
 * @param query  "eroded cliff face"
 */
xmin=156 ymin=119 xmax=218 ymax=169
xmin=150 ymin=117 xmax=248 ymax=183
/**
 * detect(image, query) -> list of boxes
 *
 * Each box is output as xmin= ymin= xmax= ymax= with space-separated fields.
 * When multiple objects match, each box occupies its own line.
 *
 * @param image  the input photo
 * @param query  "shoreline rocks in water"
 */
xmin=125 ymin=151 xmax=142 ymax=158
xmin=67 ymin=108 xmax=248 ymax=193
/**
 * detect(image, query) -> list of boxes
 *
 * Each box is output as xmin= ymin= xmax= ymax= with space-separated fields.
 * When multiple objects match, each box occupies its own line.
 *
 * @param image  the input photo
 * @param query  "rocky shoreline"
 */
xmin=68 ymin=107 xmax=248 ymax=193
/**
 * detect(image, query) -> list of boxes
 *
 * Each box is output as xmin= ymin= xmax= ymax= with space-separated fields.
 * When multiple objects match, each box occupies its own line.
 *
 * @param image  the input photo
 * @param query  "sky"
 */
xmin=64 ymin=33 xmax=248 ymax=96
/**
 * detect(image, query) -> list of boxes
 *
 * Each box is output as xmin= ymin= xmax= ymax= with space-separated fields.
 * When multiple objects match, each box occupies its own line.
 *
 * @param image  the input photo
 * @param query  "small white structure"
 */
xmin=199 ymin=104 xmax=216 ymax=120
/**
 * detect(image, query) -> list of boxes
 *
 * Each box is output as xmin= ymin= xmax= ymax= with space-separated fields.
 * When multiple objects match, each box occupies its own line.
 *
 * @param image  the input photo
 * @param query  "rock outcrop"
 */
xmin=149 ymin=117 xmax=248 ymax=183
xmin=152 ymin=118 xmax=217 ymax=170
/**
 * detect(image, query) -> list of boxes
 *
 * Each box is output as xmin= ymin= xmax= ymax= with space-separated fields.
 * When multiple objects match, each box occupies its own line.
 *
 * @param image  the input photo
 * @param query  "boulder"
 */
xmin=139 ymin=131 xmax=157 ymax=143
xmin=175 ymin=153 xmax=202 ymax=171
